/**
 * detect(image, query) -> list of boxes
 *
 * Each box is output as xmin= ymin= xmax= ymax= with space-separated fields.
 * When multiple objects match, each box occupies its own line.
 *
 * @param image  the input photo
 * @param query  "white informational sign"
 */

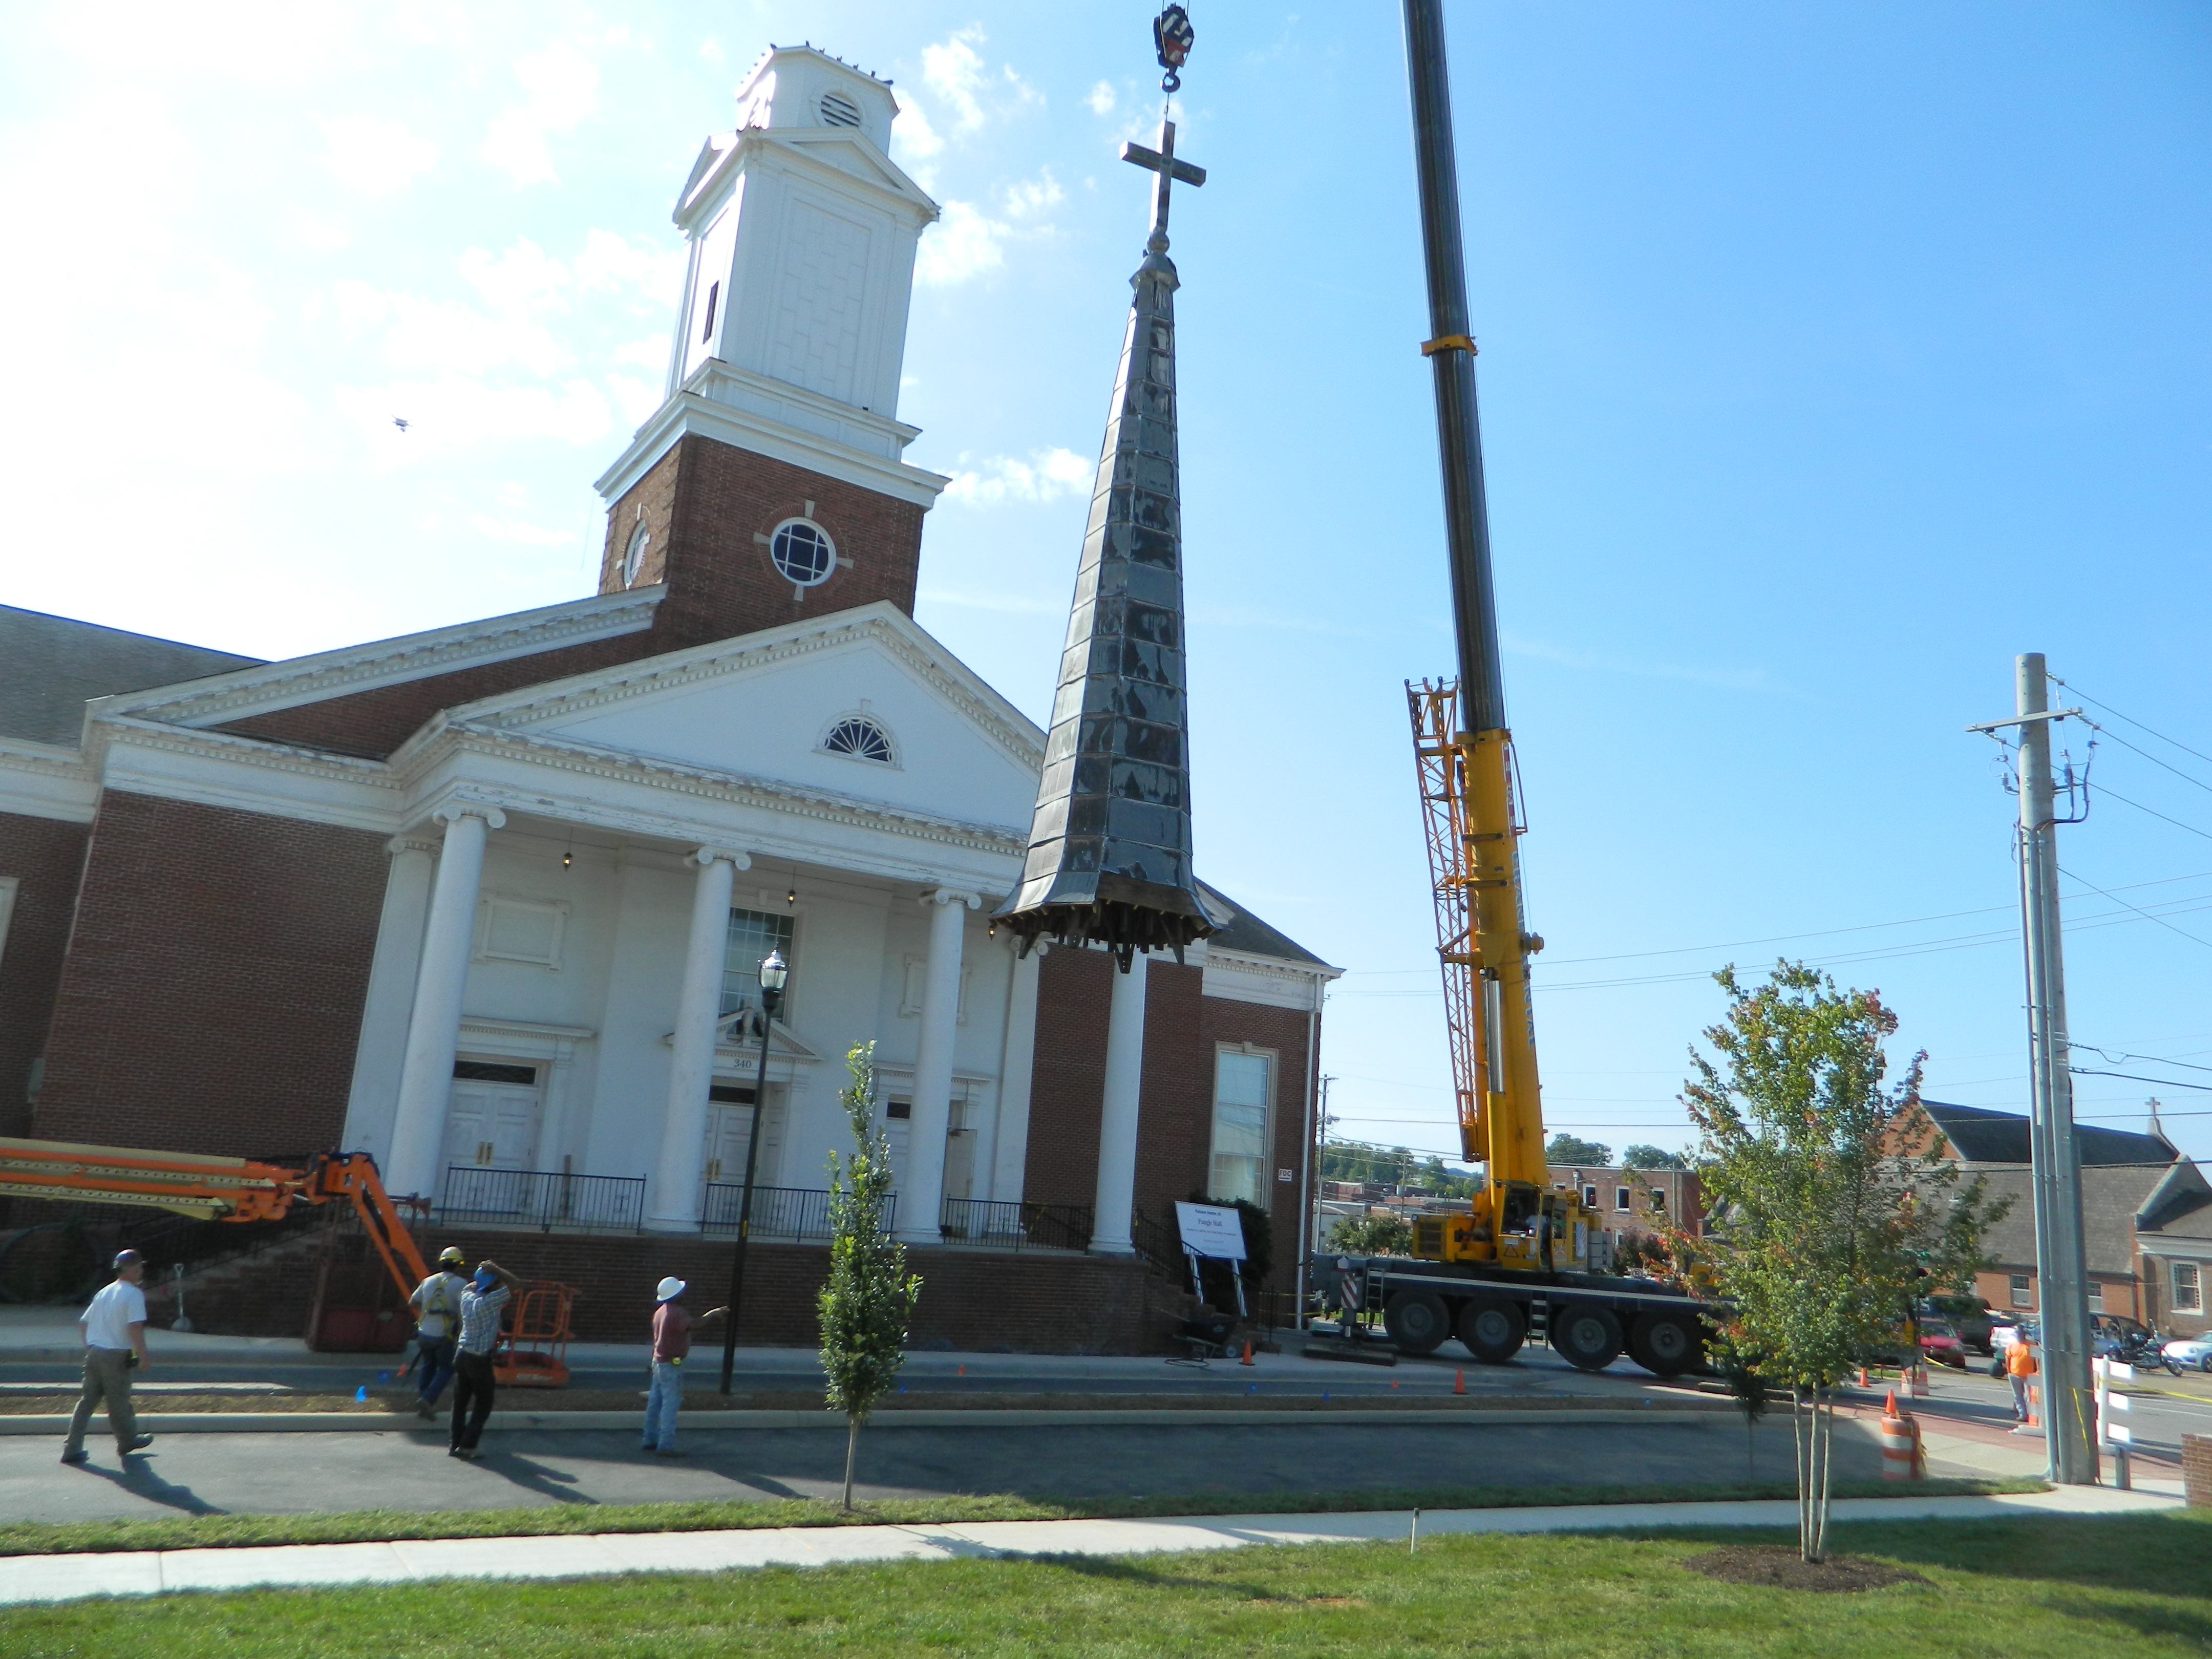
xmin=1175 ymin=1201 xmax=1247 ymax=1262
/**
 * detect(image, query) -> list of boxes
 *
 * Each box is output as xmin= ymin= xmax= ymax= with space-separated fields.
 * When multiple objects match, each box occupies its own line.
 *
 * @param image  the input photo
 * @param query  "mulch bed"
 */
xmin=1682 ymin=1545 xmax=1931 ymax=1593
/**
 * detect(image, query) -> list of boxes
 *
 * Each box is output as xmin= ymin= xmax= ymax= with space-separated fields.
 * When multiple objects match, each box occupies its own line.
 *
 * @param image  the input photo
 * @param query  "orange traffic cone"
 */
xmin=957 ymin=1365 xmax=965 ymax=1376
xmin=1454 ymin=1369 xmax=1466 ymax=1396
xmin=1856 ymin=1364 xmax=1870 ymax=1388
xmin=1240 ymin=1339 xmax=1254 ymax=1367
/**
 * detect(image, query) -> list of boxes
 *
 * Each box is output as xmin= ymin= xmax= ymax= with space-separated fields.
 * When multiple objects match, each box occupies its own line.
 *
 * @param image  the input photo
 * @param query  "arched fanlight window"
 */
xmin=820 ymin=714 xmax=895 ymax=764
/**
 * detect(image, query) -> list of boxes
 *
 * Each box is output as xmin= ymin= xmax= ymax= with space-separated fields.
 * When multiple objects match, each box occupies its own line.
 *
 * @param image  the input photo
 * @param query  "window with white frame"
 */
xmin=720 ymin=907 xmax=795 ymax=1017
xmin=2175 ymin=1261 xmax=2203 ymax=1314
xmin=2010 ymin=1272 xmax=2033 ymax=1309
xmin=477 ymin=895 xmax=566 ymax=969
xmin=2086 ymin=1280 xmax=2103 ymax=1310
xmin=1615 ymin=1186 xmax=1632 ymax=1212
xmin=1581 ymin=1184 xmax=1598 ymax=1209
xmin=1209 ymin=1048 xmax=1272 ymax=1209
xmin=1648 ymin=1187 xmax=1667 ymax=1214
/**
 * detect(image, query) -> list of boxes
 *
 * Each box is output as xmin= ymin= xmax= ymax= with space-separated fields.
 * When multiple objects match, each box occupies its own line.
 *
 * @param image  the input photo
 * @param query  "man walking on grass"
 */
xmin=448 ymin=1259 xmax=521 ymax=1460
xmin=61 ymin=1249 xmax=155 ymax=1466
xmin=409 ymin=1245 xmax=469 ymax=1420
xmin=643 ymin=1275 xmax=727 ymax=1457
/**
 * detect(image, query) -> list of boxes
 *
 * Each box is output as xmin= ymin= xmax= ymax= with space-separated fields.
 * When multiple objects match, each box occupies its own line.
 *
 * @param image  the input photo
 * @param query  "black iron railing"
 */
xmin=699 ymin=1183 xmax=897 ymax=1242
xmin=439 ymin=1166 xmax=646 ymax=1233
xmin=938 ymin=1198 xmax=1094 ymax=1252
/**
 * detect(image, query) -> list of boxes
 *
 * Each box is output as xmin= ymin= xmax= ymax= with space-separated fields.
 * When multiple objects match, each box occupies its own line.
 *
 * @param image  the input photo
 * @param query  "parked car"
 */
xmin=2158 ymin=1333 xmax=2212 ymax=1374
xmin=1918 ymin=1317 xmax=1969 ymax=1370
xmin=1919 ymin=1295 xmax=2008 ymax=1355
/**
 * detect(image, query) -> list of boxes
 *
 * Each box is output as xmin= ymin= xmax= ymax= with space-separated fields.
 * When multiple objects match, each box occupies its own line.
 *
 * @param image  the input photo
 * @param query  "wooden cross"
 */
xmin=1121 ymin=119 xmax=1206 ymax=251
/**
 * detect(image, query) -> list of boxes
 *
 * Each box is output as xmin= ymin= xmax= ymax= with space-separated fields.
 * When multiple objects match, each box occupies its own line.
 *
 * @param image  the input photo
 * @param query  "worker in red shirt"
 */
xmin=643 ymin=1276 xmax=727 ymax=1457
xmin=2007 ymin=1329 xmax=2039 ymax=1426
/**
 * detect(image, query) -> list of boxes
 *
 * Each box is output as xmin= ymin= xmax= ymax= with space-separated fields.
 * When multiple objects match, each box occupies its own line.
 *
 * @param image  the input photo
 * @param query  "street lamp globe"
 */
xmin=758 ymin=948 xmax=788 ymax=1013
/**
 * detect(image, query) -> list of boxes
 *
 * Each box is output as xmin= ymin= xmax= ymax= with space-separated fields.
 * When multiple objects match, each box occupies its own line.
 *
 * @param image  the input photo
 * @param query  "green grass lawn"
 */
xmin=0 ymin=1476 xmax=2037 ymax=1557
xmin=3 ymin=1513 xmax=2206 ymax=1657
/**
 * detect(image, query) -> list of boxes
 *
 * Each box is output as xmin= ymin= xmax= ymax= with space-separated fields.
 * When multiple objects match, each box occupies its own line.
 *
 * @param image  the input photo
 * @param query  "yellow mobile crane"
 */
xmin=1331 ymin=2 xmax=1708 ymax=1377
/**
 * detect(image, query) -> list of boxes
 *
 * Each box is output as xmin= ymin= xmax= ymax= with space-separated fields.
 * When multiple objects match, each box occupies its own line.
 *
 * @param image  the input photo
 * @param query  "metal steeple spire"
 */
xmin=995 ymin=6 xmax=1217 ymax=970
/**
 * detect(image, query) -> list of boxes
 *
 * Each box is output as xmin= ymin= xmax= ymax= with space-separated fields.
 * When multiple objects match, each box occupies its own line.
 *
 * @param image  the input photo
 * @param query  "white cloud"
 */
xmin=606 ymin=373 xmax=662 ymax=424
xmin=573 ymin=227 xmax=681 ymax=300
xmin=922 ymin=28 xmax=990 ymax=131
xmin=1001 ymin=168 xmax=1064 ymax=221
xmin=1087 ymin=80 xmax=1116 ymax=116
xmin=699 ymin=36 xmax=725 ymax=66
xmin=916 ymin=200 xmax=1006 ymax=286
xmin=481 ymin=41 xmax=600 ymax=186
xmin=333 ymin=277 xmax=570 ymax=377
xmin=942 ymin=447 xmax=1092 ymax=507
xmin=468 ymin=512 xmax=577 ymax=546
xmin=612 ymin=336 xmax=667 ymax=370
xmin=892 ymin=91 xmax=944 ymax=187
xmin=318 ymin=114 xmax=439 ymax=198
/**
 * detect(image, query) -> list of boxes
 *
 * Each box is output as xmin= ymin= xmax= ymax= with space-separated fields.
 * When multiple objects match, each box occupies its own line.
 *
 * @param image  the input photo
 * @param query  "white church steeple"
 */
xmin=595 ymin=44 xmax=947 ymax=530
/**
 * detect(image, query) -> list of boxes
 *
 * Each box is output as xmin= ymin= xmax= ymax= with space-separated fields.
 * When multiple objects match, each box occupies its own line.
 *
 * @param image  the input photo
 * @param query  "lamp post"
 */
xmin=719 ymin=948 xmax=787 ymax=1395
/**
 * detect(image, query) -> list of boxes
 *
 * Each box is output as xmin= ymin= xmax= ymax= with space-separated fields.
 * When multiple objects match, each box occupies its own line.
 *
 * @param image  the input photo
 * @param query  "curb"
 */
xmin=0 ymin=1406 xmax=1729 ymax=1436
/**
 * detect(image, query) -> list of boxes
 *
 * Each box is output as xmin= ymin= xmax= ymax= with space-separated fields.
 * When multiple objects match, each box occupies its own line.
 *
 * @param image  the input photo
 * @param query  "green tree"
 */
xmin=1544 ymin=1133 xmax=1611 ymax=1166
xmin=1326 ymin=1213 xmax=1413 ymax=1257
xmin=1621 ymin=1143 xmax=1688 ymax=1170
xmin=1681 ymin=963 xmax=2005 ymax=1562
xmin=817 ymin=1042 xmax=923 ymax=1509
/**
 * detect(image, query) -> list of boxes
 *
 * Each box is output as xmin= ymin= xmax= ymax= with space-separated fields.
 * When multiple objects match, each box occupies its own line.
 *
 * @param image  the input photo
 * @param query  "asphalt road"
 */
xmin=0 ymin=1413 xmax=1879 ymax=1527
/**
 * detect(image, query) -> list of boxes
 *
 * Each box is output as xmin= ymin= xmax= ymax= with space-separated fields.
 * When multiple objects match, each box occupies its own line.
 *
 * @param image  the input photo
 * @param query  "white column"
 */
xmin=988 ymin=943 xmax=1047 ymax=1203
xmin=386 ymin=805 xmax=504 ymax=1202
xmin=339 ymin=835 xmax=437 ymax=1163
xmin=896 ymin=887 xmax=980 ymax=1244
xmin=648 ymin=846 xmax=749 ymax=1232
xmin=1091 ymin=948 xmax=1150 ymax=1254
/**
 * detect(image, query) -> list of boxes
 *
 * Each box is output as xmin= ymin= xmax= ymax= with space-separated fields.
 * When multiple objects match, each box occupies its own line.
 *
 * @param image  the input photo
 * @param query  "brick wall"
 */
xmin=32 ymin=792 xmax=388 ymax=1157
xmin=218 ymin=435 xmax=927 ymax=760
xmin=408 ymin=1230 xmax=1157 ymax=1352
xmin=1024 ymin=948 xmax=1113 ymax=1208
xmin=1023 ymin=947 xmax=1320 ymax=1290
xmin=628 ymin=434 xmax=925 ymax=653
xmin=0 ymin=811 xmax=91 ymax=1138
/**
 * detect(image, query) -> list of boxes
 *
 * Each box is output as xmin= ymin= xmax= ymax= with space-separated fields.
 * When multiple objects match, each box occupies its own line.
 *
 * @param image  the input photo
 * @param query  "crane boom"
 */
xmin=1400 ymin=0 xmax=1594 ymax=1269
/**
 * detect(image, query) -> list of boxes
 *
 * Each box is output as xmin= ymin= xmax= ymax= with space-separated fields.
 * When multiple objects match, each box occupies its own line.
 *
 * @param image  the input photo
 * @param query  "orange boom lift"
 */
xmin=0 ymin=1137 xmax=573 ymax=1386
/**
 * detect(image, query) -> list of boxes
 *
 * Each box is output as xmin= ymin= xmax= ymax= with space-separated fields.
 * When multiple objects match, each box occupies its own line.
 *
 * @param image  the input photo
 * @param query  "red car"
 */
xmin=1918 ymin=1318 xmax=1968 ymax=1369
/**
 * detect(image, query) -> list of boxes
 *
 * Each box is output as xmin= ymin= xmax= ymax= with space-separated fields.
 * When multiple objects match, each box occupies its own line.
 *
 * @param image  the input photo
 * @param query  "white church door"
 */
xmin=443 ymin=1071 xmax=541 ymax=1214
xmin=700 ymin=1089 xmax=784 ymax=1229
xmin=941 ymin=1094 xmax=976 ymax=1207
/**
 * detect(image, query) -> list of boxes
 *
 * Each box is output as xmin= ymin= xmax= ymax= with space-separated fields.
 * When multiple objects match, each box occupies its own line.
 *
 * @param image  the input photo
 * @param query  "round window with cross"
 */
xmin=769 ymin=518 xmax=837 ymax=588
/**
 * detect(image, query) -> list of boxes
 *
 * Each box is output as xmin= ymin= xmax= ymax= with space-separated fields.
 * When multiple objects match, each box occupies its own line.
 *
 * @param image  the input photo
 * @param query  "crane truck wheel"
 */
xmin=1382 ymin=1288 xmax=1451 ymax=1355
xmin=1627 ymin=1311 xmax=1700 ymax=1377
xmin=1456 ymin=1296 xmax=1525 ymax=1364
xmin=1549 ymin=1302 xmax=1623 ymax=1371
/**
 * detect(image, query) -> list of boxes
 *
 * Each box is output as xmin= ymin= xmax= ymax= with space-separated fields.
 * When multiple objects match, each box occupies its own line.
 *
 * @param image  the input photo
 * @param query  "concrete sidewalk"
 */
xmin=0 ymin=1485 xmax=2183 ymax=1607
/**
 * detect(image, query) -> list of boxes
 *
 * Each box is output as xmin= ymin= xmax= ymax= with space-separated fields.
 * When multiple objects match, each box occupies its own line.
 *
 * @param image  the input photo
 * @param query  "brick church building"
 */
xmin=0 ymin=46 xmax=1335 ymax=1348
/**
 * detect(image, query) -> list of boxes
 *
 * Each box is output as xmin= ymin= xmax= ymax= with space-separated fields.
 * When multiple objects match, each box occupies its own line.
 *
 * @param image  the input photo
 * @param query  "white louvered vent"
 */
xmin=819 ymin=91 xmax=862 ymax=128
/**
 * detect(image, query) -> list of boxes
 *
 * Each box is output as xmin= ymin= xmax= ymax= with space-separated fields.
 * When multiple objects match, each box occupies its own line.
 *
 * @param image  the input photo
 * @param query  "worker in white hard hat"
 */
xmin=643 ymin=1275 xmax=728 ymax=1457
xmin=61 ymin=1249 xmax=155 ymax=1466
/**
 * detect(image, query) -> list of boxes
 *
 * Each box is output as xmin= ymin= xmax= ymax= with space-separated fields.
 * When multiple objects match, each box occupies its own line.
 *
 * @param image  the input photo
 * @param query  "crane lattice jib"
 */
xmin=1408 ymin=679 xmax=1485 ymax=1164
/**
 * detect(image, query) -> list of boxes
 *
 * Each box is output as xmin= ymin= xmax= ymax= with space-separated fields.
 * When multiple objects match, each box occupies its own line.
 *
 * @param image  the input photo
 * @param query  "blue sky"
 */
xmin=4 ymin=3 xmax=2208 ymax=1166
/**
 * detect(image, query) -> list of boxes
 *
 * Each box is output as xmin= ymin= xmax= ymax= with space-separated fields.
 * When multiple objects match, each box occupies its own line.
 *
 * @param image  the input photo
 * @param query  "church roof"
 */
xmin=1198 ymin=883 xmax=1335 ymax=970
xmin=0 ymin=604 xmax=262 ymax=748
xmin=1922 ymin=1099 xmax=2179 ymax=1168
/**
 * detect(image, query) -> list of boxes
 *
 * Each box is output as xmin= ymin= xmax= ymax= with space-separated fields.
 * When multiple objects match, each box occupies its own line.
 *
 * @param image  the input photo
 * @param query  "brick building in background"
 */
xmin=1921 ymin=1100 xmax=2209 ymax=1338
xmin=0 ymin=46 xmax=1337 ymax=1349
xmin=1546 ymin=1163 xmax=1704 ymax=1247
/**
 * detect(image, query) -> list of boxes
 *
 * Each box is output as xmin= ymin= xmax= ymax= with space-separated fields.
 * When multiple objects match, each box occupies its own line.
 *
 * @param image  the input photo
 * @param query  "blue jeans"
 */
xmin=416 ymin=1336 xmax=456 ymax=1406
xmin=644 ymin=1360 xmax=684 ymax=1449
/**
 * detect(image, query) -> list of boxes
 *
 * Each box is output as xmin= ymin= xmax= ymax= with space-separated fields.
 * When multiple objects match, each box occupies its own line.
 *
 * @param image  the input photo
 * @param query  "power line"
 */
xmin=2058 ymin=865 xmax=2212 ymax=951
xmin=2087 ymin=722 xmax=2212 ymax=799
xmin=2050 ymin=675 xmax=2212 ymax=772
xmin=2095 ymin=782 xmax=2212 ymax=845
xmin=2070 ymin=1067 xmax=2212 ymax=1094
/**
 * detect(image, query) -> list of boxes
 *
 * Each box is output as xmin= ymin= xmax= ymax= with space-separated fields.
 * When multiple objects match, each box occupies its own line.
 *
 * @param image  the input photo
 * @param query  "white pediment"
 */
xmin=443 ymin=604 xmax=1044 ymax=836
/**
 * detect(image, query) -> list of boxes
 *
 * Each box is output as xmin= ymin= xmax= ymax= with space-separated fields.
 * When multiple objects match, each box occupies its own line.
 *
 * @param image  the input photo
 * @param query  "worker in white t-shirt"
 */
xmin=62 ymin=1248 xmax=156 ymax=1465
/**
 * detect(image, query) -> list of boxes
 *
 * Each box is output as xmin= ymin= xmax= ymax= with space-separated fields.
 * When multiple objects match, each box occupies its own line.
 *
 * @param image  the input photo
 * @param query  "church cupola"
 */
xmin=593 ymin=44 xmax=949 ymax=651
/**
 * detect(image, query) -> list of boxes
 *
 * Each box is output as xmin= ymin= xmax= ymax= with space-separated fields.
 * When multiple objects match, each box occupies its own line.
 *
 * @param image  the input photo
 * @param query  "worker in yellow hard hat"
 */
xmin=407 ymin=1247 xmax=470 ymax=1420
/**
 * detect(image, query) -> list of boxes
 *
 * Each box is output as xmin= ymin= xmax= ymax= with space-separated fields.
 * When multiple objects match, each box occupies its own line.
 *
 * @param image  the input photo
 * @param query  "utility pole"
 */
xmin=1970 ymin=653 xmax=2095 ymax=1483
